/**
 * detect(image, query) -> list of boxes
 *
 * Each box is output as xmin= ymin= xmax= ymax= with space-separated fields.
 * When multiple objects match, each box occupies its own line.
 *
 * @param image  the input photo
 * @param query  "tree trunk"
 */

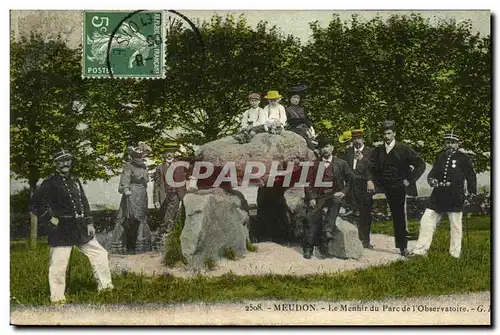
xmin=28 ymin=179 xmax=38 ymax=249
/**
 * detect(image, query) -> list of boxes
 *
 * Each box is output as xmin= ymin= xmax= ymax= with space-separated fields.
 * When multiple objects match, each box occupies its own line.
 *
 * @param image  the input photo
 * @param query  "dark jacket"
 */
xmin=305 ymin=156 xmax=354 ymax=203
xmin=427 ymin=150 xmax=477 ymax=212
xmin=341 ymin=145 xmax=374 ymax=204
xmin=29 ymin=174 xmax=94 ymax=247
xmin=153 ymin=160 xmax=189 ymax=204
xmin=285 ymin=105 xmax=311 ymax=128
xmin=342 ymin=145 xmax=374 ymax=183
xmin=368 ymin=141 xmax=425 ymax=197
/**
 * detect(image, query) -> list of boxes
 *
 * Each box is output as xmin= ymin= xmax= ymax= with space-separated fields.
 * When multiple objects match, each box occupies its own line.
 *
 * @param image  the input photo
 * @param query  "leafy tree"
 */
xmin=300 ymin=14 xmax=490 ymax=171
xmin=11 ymin=34 xmax=90 ymax=246
xmin=139 ymin=14 xmax=302 ymax=151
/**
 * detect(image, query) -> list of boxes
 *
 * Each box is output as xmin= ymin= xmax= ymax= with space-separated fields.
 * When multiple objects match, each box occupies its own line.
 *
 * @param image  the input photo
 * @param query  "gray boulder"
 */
xmin=195 ymin=130 xmax=310 ymax=187
xmin=327 ymin=217 xmax=364 ymax=259
xmin=180 ymin=188 xmax=250 ymax=269
xmin=283 ymin=187 xmax=307 ymax=243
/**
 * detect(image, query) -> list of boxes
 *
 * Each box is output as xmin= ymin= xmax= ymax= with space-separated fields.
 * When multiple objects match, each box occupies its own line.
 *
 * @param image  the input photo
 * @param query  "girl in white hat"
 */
xmin=263 ymin=90 xmax=287 ymax=134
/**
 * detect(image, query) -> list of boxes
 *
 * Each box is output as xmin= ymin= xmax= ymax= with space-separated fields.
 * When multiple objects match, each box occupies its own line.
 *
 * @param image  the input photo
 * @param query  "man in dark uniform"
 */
xmin=303 ymin=136 xmax=354 ymax=259
xmin=153 ymin=142 xmax=189 ymax=251
xmin=30 ymin=149 xmax=113 ymax=304
xmin=368 ymin=121 xmax=425 ymax=257
xmin=341 ymin=129 xmax=375 ymax=249
xmin=411 ymin=131 xmax=477 ymax=258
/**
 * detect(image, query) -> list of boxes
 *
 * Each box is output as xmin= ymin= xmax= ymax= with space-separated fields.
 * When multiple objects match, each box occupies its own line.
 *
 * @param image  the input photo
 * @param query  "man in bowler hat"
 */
xmin=303 ymin=136 xmax=354 ymax=259
xmin=368 ymin=121 xmax=425 ymax=257
xmin=341 ymin=129 xmax=375 ymax=249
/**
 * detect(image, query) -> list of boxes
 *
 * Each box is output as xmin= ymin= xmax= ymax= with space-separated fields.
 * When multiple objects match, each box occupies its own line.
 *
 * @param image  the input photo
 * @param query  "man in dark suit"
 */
xmin=341 ymin=129 xmax=375 ymax=249
xmin=411 ymin=131 xmax=477 ymax=258
xmin=368 ymin=120 xmax=425 ymax=257
xmin=303 ymin=136 xmax=354 ymax=259
xmin=153 ymin=142 xmax=189 ymax=251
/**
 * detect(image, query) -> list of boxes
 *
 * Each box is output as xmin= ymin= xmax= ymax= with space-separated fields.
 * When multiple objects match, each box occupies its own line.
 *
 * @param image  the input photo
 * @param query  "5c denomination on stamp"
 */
xmin=83 ymin=10 xmax=165 ymax=79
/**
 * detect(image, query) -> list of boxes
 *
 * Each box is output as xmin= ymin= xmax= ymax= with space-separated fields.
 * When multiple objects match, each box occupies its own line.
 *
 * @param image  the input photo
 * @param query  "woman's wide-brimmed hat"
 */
xmin=127 ymin=142 xmax=152 ymax=159
xmin=264 ymin=90 xmax=282 ymax=100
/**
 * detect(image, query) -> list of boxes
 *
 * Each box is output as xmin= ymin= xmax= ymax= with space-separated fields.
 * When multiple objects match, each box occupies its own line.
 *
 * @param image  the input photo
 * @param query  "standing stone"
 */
xmin=327 ymin=217 xmax=364 ymax=259
xmin=180 ymin=188 xmax=250 ymax=269
xmin=283 ymin=187 xmax=307 ymax=244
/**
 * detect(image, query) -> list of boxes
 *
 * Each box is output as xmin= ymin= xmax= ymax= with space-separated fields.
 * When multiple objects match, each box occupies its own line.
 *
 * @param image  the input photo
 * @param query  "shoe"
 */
xmin=406 ymin=231 xmax=417 ymax=241
xmin=303 ymin=247 xmax=313 ymax=259
xmin=400 ymin=248 xmax=410 ymax=257
xmin=363 ymin=243 xmax=374 ymax=249
xmin=51 ymin=299 xmax=66 ymax=306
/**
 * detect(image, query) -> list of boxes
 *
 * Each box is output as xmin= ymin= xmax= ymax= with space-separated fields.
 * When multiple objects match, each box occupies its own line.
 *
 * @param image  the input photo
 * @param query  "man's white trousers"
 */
xmin=412 ymin=208 xmax=463 ymax=258
xmin=49 ymin=237 xmax=113 ymax=303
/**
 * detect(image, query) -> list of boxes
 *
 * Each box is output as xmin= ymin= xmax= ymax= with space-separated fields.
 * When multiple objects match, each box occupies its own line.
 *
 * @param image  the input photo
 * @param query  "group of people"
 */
xmin=233 ymin=86 xmax=316 ymax=150
xmin=28 ymin=142 xmax=191 ymax=304
xmin=108 ymin=142 xmax=190 ymax=254
xmin=301 ymin=120 xmax=477 ymax=260
xmin=28 ymin=101 xmax=477 ymax=304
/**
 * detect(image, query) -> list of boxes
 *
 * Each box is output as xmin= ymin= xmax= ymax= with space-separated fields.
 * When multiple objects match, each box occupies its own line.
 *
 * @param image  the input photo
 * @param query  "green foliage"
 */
xmin=10 ymin=13 xmax=491 ymax=176
xmin=10 ymin=216 xmax=490 ymax=306
xmin=204 ymin=257 xmax=216 ymax=270
xmin=10 ymin=187 xmax=31 ymax=213
xmin=10 ymin=34 xmax=88 ymax=183
xmin=301 ymin=14 xmax=490 ymax=171
xmin=222 ymin=247 xmax=236 ymax=260
xmin=246 ymin=238 xmax=258 ymax=252
xmin=140 ymin=14 xmax=302 ymax=149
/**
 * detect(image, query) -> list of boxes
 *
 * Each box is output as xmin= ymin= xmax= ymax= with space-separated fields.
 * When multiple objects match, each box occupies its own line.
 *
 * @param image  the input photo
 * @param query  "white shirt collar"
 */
xmin=355 ymin=145 xmax=364 ymax=152
xmin=385 ymin=139 xmax=396 ymax=152
xmin=322 ymin=155 xmax=333 ymax=163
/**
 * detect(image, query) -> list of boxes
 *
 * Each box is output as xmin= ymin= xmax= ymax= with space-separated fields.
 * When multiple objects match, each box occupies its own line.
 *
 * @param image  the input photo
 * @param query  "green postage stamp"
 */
xmin=83 ymin=10 xmax=165 ymax=79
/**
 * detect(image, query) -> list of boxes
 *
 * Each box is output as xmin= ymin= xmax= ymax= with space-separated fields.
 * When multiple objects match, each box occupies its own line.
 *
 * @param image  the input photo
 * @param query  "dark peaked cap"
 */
xmin=443 ymin=130 xmax=460 ymax=142
xmin=53 ymin=149 xmax=73 ymax=161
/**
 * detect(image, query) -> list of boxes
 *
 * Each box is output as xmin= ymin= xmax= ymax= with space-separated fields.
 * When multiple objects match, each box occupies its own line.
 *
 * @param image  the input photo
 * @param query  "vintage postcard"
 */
xmin=9 ymin=9 xmax=491 ymax=326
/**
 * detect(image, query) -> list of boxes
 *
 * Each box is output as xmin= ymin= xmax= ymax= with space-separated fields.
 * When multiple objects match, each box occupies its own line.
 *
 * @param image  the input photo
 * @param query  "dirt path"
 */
xmin=11 ymin=291 xmax=490 ymax=325
xmin=108 ymin=234 xmax=419 ymax=278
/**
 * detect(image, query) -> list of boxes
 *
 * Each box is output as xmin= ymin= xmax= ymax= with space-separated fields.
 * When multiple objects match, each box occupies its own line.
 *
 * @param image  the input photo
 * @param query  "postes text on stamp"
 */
xmin=83 ymin=10 xmax=165 ymax=79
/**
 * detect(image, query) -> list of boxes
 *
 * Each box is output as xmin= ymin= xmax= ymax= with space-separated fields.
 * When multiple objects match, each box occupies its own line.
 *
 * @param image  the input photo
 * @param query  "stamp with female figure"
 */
xmin=83 ymin=10 xmax=165 ymax=79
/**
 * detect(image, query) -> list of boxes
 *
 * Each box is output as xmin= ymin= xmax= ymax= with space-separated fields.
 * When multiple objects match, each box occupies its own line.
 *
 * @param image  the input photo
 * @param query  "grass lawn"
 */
xmin=10 ymin=215 xmax=491 ymax=307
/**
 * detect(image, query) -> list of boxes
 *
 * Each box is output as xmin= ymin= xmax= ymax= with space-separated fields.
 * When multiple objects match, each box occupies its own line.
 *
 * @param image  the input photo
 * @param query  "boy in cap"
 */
xmin=30 ymin=149 xmax=113 ymax=304
xmin=233 ymin=93 xmax=268 ymax=143
xmin=368 ymin=120 xmax=425 ymax=257
xmin=411 ymin=131 xmax=477 ymax=258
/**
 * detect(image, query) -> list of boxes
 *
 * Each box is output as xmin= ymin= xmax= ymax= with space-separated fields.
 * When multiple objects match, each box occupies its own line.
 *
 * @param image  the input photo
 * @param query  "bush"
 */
xmin=10 ymin=187 xmax=30 ymax=213
xmin=246 ymin=238 xmax=257 ymax=252
xmin=203 ymin=257 xmax=216 ymax=270
xmin=222 ymin=247 xmax=236 ymax=260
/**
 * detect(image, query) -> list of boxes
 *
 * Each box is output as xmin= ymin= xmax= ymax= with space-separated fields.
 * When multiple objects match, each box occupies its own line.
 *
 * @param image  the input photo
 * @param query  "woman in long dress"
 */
xmin=109 ymin=143 xmax=152 ymax=254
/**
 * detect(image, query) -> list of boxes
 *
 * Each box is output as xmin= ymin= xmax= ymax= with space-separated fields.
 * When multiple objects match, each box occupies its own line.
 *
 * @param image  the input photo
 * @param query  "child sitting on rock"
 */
xmin=233 ymin=93 xmax=269 ymax=144
xmin=263 ymin=90 xmax=287 ymax=135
